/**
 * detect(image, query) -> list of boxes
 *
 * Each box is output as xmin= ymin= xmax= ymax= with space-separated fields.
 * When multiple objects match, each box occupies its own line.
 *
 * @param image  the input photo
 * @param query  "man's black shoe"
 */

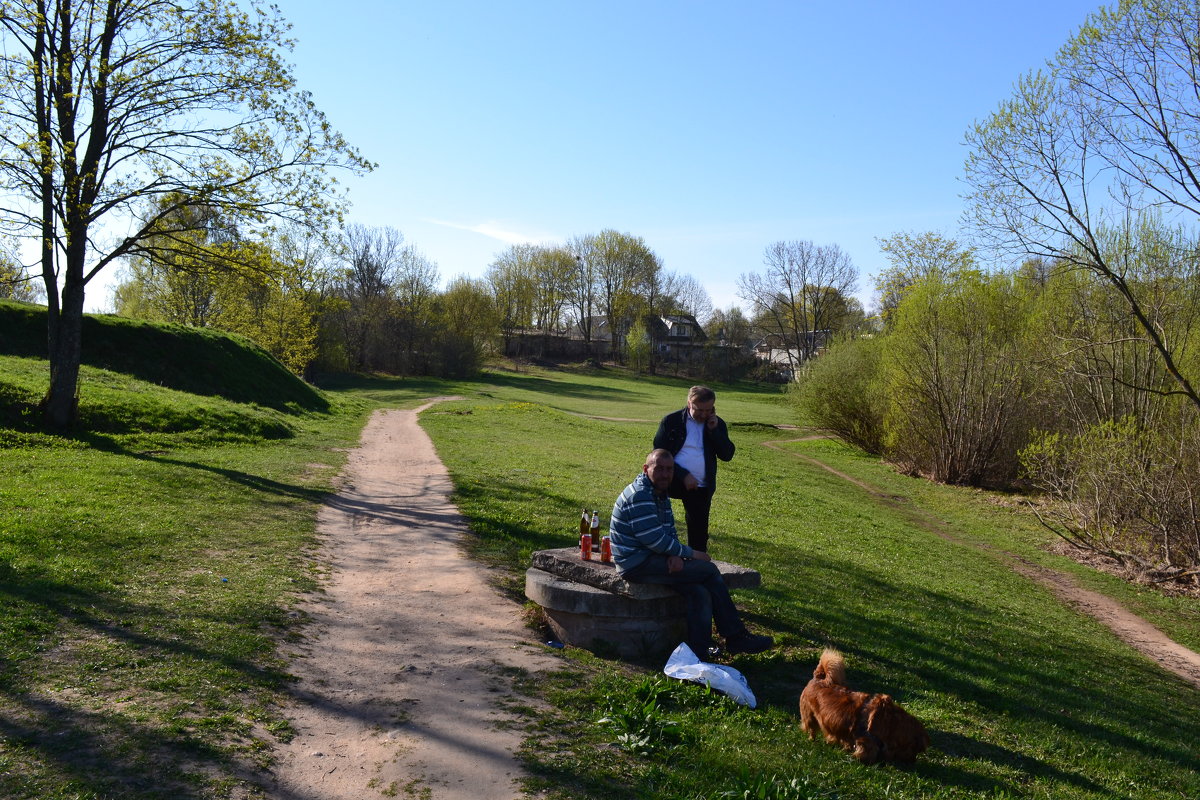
xmin=725 ymin=631 xmax=773 ymax=655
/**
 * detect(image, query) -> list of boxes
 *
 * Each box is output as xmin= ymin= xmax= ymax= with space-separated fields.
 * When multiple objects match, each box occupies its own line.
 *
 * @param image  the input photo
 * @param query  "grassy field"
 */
xmin=415 ymin=374 xmax=1200 ymax=800
xmin=2 ymin=308 xmax=1199 ymax=799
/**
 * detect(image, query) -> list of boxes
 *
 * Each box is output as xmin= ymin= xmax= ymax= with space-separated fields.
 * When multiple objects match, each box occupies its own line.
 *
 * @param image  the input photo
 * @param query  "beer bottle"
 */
xmin=579 ymin=508 xmax=590 ymax=538
xmin=590 ymin=511 xmax=600 ymax=551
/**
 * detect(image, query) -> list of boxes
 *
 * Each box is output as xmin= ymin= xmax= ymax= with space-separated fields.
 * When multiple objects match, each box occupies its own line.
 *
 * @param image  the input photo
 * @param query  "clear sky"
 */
xmin=94 ymin=1 xmax=1108 ymax=313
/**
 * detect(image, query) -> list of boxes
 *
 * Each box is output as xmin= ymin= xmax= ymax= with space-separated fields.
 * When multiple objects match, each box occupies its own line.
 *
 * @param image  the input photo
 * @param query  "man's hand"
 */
xmin=706 ymin=414 xmax=719 ymax=431
xmin=690 ymin=550 xmax=712 ymax=562
xmin=667 ymin=555 xmax=685 ymax=573
xmin=682 ymin=473 xmax=699 ymax=491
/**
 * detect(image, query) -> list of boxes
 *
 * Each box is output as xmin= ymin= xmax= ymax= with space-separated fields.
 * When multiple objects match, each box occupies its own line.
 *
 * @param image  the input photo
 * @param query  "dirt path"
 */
xmin=763 ymin=438 xmax=1200 ymax=689
xmin=264 ymin=401 xmax=558 ymax=800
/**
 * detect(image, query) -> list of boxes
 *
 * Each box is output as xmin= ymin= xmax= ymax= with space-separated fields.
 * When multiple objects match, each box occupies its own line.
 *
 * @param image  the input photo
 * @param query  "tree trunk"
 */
xmin=43 ymin=283 xmax=85 ymax=429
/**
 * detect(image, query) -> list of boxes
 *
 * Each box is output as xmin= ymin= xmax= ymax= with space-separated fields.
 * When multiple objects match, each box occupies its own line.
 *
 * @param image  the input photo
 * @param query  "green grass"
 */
xmin=0 ymin=299 xmax=327 ymax=412
xmin=0 ymin=310 xmax=369 ymax=798
xmin=3 ymin=307 xmax=1198 ymax=799
xmin=416 ymin=374 xmax=1200 ymax=800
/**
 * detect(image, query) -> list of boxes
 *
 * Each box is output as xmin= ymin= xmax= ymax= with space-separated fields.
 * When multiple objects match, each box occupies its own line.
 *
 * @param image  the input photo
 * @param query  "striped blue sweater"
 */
xmin=609 ymin=473 xmax=693 ymax=574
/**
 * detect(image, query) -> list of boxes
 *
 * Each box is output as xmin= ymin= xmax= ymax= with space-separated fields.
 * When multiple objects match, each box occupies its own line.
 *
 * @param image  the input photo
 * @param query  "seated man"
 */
xmin=609 ymin=448 xmax=773 ymax=659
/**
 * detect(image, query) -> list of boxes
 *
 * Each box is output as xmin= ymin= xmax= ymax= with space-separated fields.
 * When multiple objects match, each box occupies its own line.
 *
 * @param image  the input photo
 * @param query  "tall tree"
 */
xmin=668 ymin=273 xmax=714 ymax=323
xmin=964 ymin=0 xmax=1200 ymax=412
xmin=584 ymin=229 xmax=660 ymax=357
xmin=737 ymin=240 xmax=858 ymax=373
xmin=565 ymin=234 xmax=599 ymax=348
xmin=883 ymin=268 xmax=1036 ymax=485
xmin=434 ymin=276 xmax=494 ymax=377
xmin=875 ymin=231 xmax=975 ymax=324
xmin=706 ymin=305 xmax=752 ymax=347
xmin=528 ymin=245 xmax=575 ymax=333
xmin=332 ymin=225 xmax=406 ymax=370
xmin=486 ymin=243 xmax=538 ymax=355
xmin=0 ymin=0 xmax=370 ymax=426
xmin=391 ymin=245 xmax=439 ymax=374
xmin=113 ymin=196 xmax=246 ymax=327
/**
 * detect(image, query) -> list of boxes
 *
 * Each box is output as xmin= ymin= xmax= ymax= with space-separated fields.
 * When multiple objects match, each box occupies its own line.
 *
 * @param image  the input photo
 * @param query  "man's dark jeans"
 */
xmin=667 ymin=480 xmax=715 ymax=552
xmin=621 ymin=554 xmax=746 ymax=655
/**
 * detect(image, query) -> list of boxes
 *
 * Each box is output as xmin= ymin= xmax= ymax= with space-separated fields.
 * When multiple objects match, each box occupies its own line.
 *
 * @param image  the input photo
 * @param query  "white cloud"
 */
xmin=423 ymin=218 xmax=552 ymax=246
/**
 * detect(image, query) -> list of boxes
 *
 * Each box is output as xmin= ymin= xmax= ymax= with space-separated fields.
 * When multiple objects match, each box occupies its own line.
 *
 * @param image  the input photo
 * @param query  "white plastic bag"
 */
xmin=663 ymin=642 xmax=757 ymax=708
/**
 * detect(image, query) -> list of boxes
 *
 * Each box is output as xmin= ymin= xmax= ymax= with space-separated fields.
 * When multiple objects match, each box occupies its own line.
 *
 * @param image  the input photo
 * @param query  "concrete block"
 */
xmin=530 ymin=546 xmax=760 ymax=597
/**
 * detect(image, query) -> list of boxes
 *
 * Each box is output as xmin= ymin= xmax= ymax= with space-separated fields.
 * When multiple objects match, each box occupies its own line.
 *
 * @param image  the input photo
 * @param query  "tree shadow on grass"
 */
xmin=0 ymin=570 xmax=282 ymax=799
xmin=84 ymin=438 xmax=331 ymax=505
xmin=720 ymin=540 xmax=1200 ymax=794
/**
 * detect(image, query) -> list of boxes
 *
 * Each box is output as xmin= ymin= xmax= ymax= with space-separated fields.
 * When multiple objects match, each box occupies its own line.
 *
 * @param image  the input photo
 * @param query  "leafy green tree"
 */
xmin=0 ymin=246 xmax=41 ymax=302
xmin=113 ymin=198 xmax=248 ymax=327
xmin=625 ymin=316 xmax=654 ymax=374
xmin=1022 ymin=220 xmax=1200 ymax=435
xmin=964 ymin=0 xmax=1200 ymax=412
xmin=435 ymin=276 xmax=494 ymax=377
xmin=572 ymin=229 xmax=660 ymax=358
xmin=875 ymin=231 xmax=974 ymax=325
xmin=1013 ymin=222 xmax=1200 ymax=577
xmin=0 ymin=0 xmax=370 ymax=426
xmin=528 ymin=245 xmax=575 ymax=333
xmin=114 ymin=216 xmax=325 ymax=374
xmin=706 ymin=305 xmax=753 ymax=348
xmin=487 ymin=244 xmax=539 ymax=357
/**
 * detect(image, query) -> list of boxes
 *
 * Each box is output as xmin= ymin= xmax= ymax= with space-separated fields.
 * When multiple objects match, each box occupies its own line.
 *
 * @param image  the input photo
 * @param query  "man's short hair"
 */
xmin=688 ymin=385 xmax=715 ymax=404
xmin=646 ymin=448 xmax=674 ymax=467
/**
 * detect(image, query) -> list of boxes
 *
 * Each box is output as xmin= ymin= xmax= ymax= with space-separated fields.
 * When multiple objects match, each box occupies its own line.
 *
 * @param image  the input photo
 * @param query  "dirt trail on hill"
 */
xmin=263 ymin=401 xmax=558 ymax=800
xmin=763 ymin=437 xmax=1200 ymax=690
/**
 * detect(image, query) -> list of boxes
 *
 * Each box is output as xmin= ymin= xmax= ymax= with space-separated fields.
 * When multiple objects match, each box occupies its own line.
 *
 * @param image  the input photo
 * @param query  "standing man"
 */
xmin=609 ymin=449 xmax=773 ymax=659
xmin=653 ymin=385 xmax=734 ymax=553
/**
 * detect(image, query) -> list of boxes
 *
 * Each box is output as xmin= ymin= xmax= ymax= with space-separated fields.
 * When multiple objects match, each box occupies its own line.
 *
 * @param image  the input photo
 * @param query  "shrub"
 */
xmin=790 ymin=336 xmax=886 ymax=454
xmin=1021 ymin=412 xmax=1200 ymax=581
xmin=882 ymin=270 xmax=1034 ymax=486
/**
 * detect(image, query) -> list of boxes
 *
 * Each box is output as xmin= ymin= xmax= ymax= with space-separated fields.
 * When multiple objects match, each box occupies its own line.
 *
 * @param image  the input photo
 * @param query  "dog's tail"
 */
xmin=813 ymin=648 xmax=847 ymax=685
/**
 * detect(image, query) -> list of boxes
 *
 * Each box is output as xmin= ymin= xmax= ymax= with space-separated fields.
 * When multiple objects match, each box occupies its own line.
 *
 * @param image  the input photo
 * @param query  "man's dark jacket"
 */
xmin=653 ymin=408 xmax=735 ymax=490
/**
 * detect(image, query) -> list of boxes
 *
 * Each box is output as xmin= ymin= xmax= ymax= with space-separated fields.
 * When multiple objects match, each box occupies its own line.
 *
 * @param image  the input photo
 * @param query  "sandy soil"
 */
xmin=264 ymin=401 xmax=558 ymax=800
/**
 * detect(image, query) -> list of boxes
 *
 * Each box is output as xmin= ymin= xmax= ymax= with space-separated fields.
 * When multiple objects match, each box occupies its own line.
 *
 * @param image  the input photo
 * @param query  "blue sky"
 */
xmin=98 ymin=1 xmax=1108 ymax=314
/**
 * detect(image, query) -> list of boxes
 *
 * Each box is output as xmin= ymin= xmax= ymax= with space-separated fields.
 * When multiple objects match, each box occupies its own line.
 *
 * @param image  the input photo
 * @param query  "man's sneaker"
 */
xmin=725 ymin=631 xmax=774 ymax=655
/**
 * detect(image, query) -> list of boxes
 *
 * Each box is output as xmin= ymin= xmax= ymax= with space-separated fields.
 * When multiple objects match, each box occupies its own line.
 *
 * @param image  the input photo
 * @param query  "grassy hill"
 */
xmin=0 ymin=299 xmax=327 ymax=412
xmin=0 ymin=299 xmax=327 ymax=447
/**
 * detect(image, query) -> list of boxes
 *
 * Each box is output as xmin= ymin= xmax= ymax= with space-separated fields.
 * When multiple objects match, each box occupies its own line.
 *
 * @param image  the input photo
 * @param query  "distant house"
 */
xmin=655 ymin=314 xmax=707 ymax=353
xmin=569 ymin=313 xmax=708 ymax=359
xmin=752 ymin=330 xmax=832 ymax=380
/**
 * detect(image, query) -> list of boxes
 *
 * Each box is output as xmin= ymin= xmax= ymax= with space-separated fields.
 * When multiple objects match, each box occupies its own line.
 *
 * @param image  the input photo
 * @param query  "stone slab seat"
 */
xmin=525 ymin=546 xmax=762 ymax=659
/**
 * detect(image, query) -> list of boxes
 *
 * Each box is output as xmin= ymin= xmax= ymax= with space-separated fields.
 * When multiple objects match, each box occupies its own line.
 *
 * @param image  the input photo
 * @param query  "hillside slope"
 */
xmin=0 ymin=299 xmax=327 ymax=413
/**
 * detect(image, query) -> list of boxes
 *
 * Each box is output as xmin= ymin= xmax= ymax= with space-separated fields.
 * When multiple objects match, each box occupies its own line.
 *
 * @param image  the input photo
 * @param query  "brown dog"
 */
xmin=799 ymin=649 xmax=929 ymax=764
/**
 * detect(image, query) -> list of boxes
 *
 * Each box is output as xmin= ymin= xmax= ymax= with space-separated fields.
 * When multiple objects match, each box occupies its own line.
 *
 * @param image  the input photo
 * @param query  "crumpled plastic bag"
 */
xmin=663 ymin=642 xmax=757 ymax=708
